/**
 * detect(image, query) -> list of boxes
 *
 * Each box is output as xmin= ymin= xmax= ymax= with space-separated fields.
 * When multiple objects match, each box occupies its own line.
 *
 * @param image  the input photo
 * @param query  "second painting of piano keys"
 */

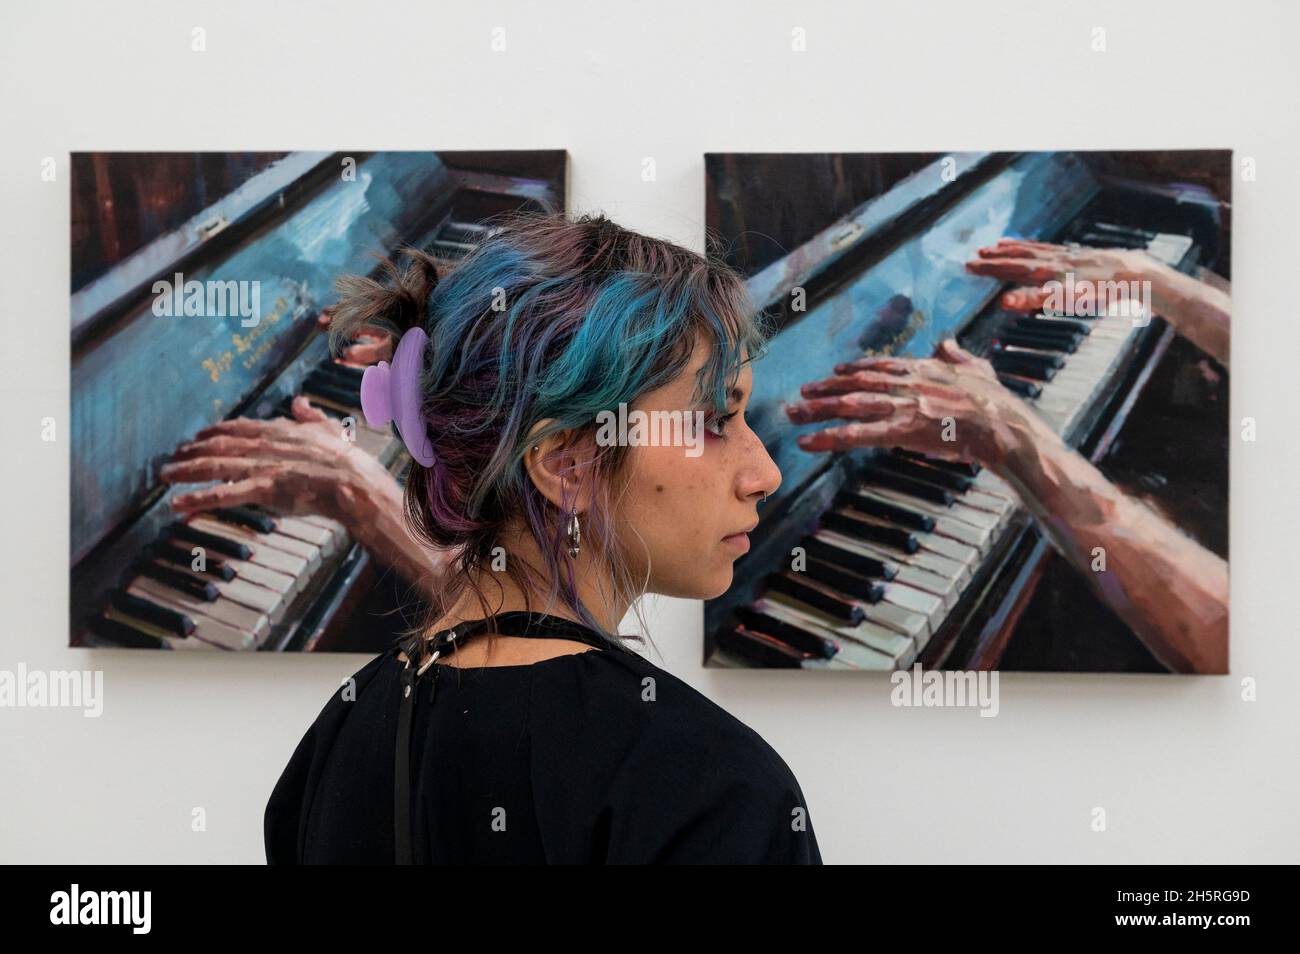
xmin=70 ymin=151 xmax=567 ymax=652
xmin=703 ymin=150 xmax=1231 ymax=674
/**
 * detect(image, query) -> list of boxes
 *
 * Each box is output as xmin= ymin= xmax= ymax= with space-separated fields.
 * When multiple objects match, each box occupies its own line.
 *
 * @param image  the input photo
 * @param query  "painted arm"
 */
xmin=966 ymin=239 xmax=1231 ymax=368
xmin=786 ymin=341 xmax=1229 ymax=673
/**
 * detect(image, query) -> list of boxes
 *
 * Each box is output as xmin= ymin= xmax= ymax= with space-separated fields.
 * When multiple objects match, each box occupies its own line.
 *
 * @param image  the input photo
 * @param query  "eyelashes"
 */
xmin=704 ymin=410 xmax=740 ymax=439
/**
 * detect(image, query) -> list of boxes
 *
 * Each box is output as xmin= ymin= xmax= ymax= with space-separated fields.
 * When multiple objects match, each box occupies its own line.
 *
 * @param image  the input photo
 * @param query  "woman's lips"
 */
xmin=721 ymin=532 xmax=750 ymax=555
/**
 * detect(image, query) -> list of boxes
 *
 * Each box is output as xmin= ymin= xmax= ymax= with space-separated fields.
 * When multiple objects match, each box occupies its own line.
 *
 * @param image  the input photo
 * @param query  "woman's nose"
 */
xmin=742 ymin=439 xmax=781 ymax=502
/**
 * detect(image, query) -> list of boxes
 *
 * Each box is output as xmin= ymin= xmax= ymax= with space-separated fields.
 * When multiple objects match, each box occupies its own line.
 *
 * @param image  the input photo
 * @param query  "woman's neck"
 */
xmin=430 ymin=532 xmax=630 ymax=635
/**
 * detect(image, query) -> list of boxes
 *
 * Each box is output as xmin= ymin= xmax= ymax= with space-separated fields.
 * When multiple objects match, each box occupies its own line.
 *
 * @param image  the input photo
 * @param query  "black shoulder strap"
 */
xmin=488 ymin=611 xmax=617 ymax=650
xmin=393 ymin=612 xmax=616 ymax=864
xmin=393 ymin=661 xmax=418 ymax=865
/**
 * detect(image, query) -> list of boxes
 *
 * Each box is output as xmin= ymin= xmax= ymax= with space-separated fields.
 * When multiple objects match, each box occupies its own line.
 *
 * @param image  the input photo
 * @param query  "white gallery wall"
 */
xmin=1 ymin=0 xmax=1296 ymax=863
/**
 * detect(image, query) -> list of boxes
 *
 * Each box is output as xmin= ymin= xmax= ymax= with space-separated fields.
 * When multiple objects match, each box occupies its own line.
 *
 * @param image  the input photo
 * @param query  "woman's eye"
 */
xmin=705 ymin=411 xmax=739 ymax=437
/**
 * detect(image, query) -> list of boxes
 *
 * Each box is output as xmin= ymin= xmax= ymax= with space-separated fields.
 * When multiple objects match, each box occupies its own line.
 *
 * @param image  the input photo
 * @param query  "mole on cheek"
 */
xmin=655 ymin=485 xmax=664 ymax=493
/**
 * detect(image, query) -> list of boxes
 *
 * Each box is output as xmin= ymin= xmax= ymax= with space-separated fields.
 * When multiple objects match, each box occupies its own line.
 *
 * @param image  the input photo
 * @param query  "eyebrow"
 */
xmin=694 ymin=385 xmax=748 ymax=411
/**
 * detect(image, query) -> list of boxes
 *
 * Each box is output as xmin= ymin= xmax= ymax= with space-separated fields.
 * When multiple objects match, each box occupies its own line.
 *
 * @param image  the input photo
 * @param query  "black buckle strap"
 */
xmin=393 ymin=612 xmax=615 ymax=864
xmin=394 ymin=662 xmax=418 ymax=865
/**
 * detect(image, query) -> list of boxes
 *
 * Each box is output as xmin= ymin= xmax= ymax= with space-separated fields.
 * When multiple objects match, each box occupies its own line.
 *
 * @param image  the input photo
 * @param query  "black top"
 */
xmin=264 ymin=612 xmax=821 ymax=864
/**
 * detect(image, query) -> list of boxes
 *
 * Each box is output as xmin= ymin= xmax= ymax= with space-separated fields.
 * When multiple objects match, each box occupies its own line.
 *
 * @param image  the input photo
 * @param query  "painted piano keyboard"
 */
xmin=72 ymin=151 xmax=566 ymax=651
xmin=705 ymin=152 xmax=1217 ymax=670
xmin=95 ymin=354 xmax=404 ymax=651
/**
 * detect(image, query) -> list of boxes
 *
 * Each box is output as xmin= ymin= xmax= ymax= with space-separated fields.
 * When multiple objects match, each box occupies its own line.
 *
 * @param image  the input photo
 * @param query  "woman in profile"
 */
xmin=263 ymin=213 xmax=821 ymax=864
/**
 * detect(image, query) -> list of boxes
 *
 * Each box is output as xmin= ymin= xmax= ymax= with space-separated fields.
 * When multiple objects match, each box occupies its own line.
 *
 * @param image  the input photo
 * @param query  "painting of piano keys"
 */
xmin=70 ymin=151 xmax=567 ymax=651
xmin=703 ymin=150 xmax=1231 ymax=673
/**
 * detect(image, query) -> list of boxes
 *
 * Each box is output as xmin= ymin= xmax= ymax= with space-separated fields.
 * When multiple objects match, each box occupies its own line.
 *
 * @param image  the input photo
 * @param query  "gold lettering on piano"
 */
xmin=239 ymin=298 xmax=286 ymax=370
xmin=197 ymin=298 xmax=288 ymax=383
xmin=201 ymin=351 xmax=233 ymax=383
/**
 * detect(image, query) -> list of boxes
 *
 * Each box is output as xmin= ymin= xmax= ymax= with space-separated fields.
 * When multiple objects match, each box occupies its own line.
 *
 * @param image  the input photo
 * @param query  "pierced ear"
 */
xmin=523 ymin=421 xmax=597 ymax=513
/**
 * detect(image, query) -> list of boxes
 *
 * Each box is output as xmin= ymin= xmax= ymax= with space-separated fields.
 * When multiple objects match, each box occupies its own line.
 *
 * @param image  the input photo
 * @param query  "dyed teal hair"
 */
xmin=330 ymin=211 xmax=771 ymax=648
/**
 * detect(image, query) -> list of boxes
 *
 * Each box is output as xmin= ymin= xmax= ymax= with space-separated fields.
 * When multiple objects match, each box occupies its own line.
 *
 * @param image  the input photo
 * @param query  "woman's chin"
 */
xmin=695 ymin=566 xmax=736 ymax=601
xmin=650 ymin=566 xmax=734 ymax=602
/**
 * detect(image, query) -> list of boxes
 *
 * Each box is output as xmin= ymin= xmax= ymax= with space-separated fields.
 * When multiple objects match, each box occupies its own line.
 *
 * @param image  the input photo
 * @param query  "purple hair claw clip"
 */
xmin=359 ymin=327 xmax=435 ymax=467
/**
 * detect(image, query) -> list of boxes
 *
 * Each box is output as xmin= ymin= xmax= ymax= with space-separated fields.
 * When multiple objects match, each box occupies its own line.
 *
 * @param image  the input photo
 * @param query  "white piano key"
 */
xmin=108 ymin=597 xmax=244 ymax=650
xmin=819 ymin=530 xmax=963 ymax=608
xmin=192 ymin=515 xmax=321 ymax=570
xmin=813 ymin=528 xmax=900 ymax=570
xmin=869 ymin=486 xmax=1001 ymax=534
xmin=857 ymin=595 xmax=931 ymax=644
xmin=892 ymin=564 xmax=961 ymax=607
xmin=768 ymin=586 xmax=930 ymax=651
xmin=917 ymin=532 xmax=980 ymax=573
xmin=221 ymin=555 xmax=299 ymax=596
xmin=132 ymin=572 xmax=270 ymax=643
xmin=173 ymin=566 xmax=286 ymax=621
xmin=188 ymin=517 xmax=310 ymax=578
xmin=102 ymin=608 xmax=215 ymax=650
xmin=850 ymin=488 xmax=988 ymax=551
xmin=756 ymin=596 xmax=914 ymax=667
xmin=298 ymin=514 xmax=348 ymax=538
xmin=270 ymin=515 xmax=337 ymax=552
xmin=957 ymin=489 xmax=1014 ymax=518
xmin=969 ymin=470 xmax=1019 ymax=503
xmin=881 ymin=580 xmax=945 ymax=621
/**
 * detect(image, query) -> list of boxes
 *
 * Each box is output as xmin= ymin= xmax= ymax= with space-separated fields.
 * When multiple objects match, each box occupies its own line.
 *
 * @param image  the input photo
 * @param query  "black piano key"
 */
xmin=109 ymin=591 xmax=195 ymax=637
xmin=89 ymin=616 xmax=167 ymax=650
xmin=168 ymin=523 xmax=251 ymax=561
xmin=734 ymin=607 xmax=839 ymax=659
xmin=1013 ymin=316 xmax=1090 ymax=337
xmin=823 ymin=509 xmax=920 ymax=554
xmin=990 ymin=353 xmax=1058 ymax=382
xmin=858 ymin=467 xmax=954 ymax=507
xmin=150 ymin=540 xmax=236 ymax=581
xmin=802 ymin=536 xmax=897 ymax=581
xmin=840 ymin=491 xmax=934 ymax=533
xmin=992 ymin=346 xmax=1064 ymax=370
xmin=271 ymin=394 xmax=340 ymax=420
xmin=997 ymin=374 xmax=1043 ymax=399
xmin=893 ymin=449 xmax=980 ymax=478
xmin=213 ymin=506 xmax=277 ymax=534
xmin=302 ymin=376 xmax=364 ymax=409
xmin=803 ymin=558 xmax=885 ymax=604
xmin=309 ymin=381 xmax=362 ymax=408
xmin=136 ymin=563 xmax=219 ymax=602
xmin=875 ymin=455 xmax=972 ymax=493
xmin=997 ymin=331 xmax=1078 ymax=354
xmin=1077 ymin=231 xmax=1145 ymax=249
xmin=999 ymin=333 xmax=1081 ymax=353
xmin=326 ymin=358 xmax=365 ymax=380
xmin=1086 ymin=221 xmax=1157 ymax=243
xmin=309 ymin=364 xmax=365 ymax=395
xmin=716 ymin=625 xmax=807 ymax=668
xmin=763 ymin=572 xmax=865 ymax=625
xmin=314 ymin=360 xmax=365 ymax=388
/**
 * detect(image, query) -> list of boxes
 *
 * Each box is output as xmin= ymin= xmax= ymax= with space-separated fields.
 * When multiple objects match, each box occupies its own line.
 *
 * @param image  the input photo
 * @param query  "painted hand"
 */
xmin=160 ymin=395 xmax=393 ymax=525
xmin=785 ymin=339 xmax=1029 ymax=469
xmin=965 ymin=238 xmax=1158 ymax=313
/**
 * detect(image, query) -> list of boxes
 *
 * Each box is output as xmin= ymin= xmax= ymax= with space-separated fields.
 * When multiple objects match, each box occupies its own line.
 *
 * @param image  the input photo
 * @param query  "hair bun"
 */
xmin=328 ymin=247 xmax=441 ymax=351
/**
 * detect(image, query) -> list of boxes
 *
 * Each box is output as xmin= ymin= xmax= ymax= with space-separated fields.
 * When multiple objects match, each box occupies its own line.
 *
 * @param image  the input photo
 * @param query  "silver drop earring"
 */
xmin=566 ymin=506 xmax=582 ymax=558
